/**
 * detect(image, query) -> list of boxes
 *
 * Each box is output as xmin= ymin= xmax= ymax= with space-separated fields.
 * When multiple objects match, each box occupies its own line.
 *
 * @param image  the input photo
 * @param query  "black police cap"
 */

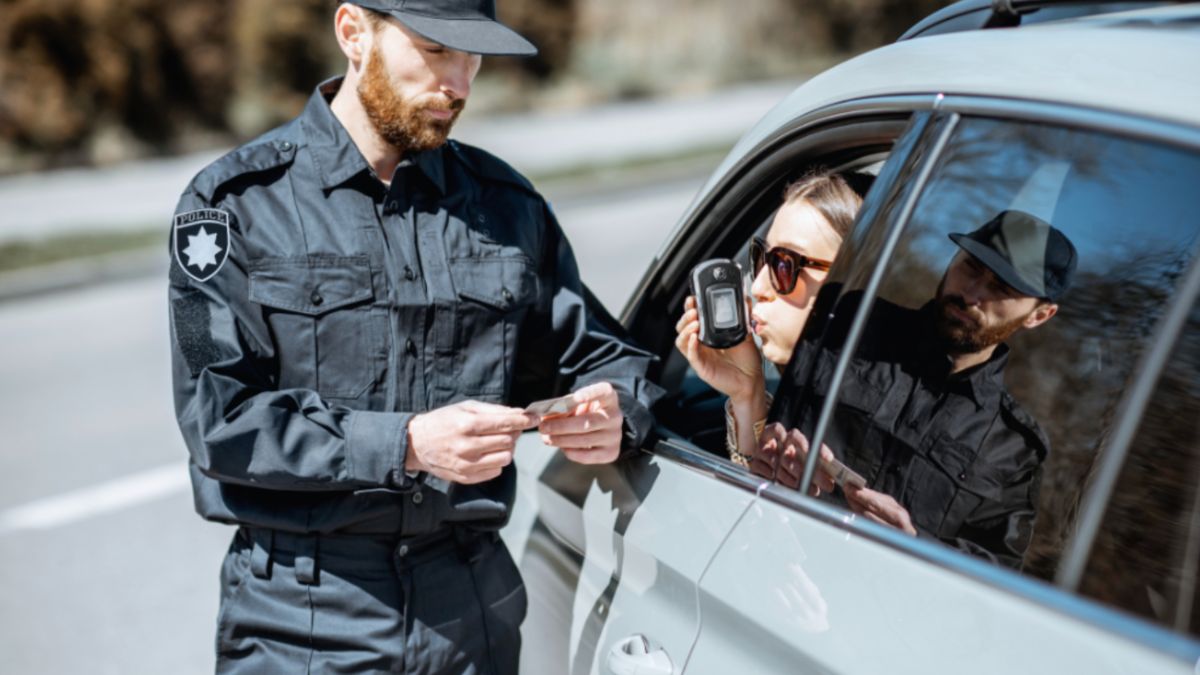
xmin=347 ymin=0 xmax=538 ymax=56
xmin=948 ymin=210 xmax=1078 ymax=302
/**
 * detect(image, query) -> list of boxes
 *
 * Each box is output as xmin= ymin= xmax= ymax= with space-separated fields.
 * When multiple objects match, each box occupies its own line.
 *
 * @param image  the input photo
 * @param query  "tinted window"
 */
xmin=1081 ymin=297 xmax=1200 ymax=638
xmin=774 ymin=114 xmax=1200 ymax=570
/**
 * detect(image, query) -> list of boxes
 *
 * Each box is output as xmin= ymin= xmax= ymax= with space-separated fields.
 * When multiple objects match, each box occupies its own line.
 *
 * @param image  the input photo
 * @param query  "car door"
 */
xmin=502 ymin=103 xmax=922 ymax=675
xmin=687 ymin=101 xmax=1200 ymax=673
xmin=502 ymin=421 xmax=756 ymax=675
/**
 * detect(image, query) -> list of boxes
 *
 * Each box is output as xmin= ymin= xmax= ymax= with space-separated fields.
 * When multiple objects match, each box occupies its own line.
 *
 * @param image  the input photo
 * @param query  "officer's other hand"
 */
xmin=674 ymin=296 xmax=764 ymax=403
xmin=751 ymin=423 xmax=836 ymax=495
xmin=537 ymin=382 xmax=623 ymax=465
xmin=844 ymin=485 xmax=917 ymax=536
xmin=406 ymin=400 xmax=539 ymax=484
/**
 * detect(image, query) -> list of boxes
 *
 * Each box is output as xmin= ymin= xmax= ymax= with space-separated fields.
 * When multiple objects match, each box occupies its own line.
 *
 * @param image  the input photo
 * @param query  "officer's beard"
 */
xmin=933 ymin=279 xmax=1029 ymax=355
xmin=357 ymin=44 xmax=465 ymax=153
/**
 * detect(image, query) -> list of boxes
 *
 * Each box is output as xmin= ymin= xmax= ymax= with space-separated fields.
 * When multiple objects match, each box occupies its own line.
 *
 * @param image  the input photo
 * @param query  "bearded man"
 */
xmin=167 ymin=2 xmax=661 ymax=673
xmin=754 ymin=210 xmax=1077 ymax=568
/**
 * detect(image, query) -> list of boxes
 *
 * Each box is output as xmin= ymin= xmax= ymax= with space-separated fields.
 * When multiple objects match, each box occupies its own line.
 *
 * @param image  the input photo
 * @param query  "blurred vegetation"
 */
xmin=0 ymin=0 xmax=947 ymax=173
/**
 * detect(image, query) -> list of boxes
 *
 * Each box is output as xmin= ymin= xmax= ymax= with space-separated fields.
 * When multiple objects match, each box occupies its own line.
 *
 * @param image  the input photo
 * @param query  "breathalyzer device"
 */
xmin=689 ymin=258 xmax=748 ymax=349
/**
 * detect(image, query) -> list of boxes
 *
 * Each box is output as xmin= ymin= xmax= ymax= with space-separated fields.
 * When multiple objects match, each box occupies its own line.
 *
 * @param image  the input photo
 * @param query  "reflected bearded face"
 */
xmin=934 ymin=276 xmax=1031 ymax=355
xmin=357 ymin=43 xmax=464 ymax=152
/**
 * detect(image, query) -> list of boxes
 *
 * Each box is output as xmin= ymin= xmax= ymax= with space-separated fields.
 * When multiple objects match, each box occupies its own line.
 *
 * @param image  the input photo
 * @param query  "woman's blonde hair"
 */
xmin=781 ymin=171 xmax=864 ymax=241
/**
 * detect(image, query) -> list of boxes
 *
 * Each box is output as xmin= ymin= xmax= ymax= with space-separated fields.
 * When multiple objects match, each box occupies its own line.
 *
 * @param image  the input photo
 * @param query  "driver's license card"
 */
xmin=524 ymin=394 xmax=577 ymax=420
xmin=822 ymin=456 xmax=866 ymax=490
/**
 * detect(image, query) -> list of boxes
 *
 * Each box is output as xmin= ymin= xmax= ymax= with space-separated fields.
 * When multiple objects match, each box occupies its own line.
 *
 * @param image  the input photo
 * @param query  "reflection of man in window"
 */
xmin=757 ymin=210 xmax=1077 ymax=567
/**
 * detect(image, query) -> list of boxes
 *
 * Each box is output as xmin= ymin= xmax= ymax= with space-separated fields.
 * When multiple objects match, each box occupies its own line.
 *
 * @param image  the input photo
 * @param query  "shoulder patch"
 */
xmin=174 ymin=209 xmax=231 ymax=282
xmin=191 ymin=139 xmax=298 ymax=202
xmin=448 ymin=140 xmax=537 ymax=195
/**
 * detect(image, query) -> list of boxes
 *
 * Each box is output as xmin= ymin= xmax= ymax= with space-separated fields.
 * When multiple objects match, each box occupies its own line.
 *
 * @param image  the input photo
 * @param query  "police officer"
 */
xmin=755 ymin=210 xmax=1077 ymax=568
xmin=168 ymin=2 xmax=662 ymax=672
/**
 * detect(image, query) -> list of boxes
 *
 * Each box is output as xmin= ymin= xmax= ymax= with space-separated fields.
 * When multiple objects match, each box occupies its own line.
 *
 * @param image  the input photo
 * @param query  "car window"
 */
xmin=1080 ymin=295 xmax=1200 ymax=638
xmin=650 ymin=114 xmax=927 ymax=459
xmin=772 ymin=114 xmax=1200 ymax=571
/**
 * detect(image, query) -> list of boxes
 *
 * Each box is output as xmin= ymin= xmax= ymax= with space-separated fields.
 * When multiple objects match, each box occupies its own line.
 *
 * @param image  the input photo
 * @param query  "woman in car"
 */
xmin=674 ymin=171 xmax=862 ymax=465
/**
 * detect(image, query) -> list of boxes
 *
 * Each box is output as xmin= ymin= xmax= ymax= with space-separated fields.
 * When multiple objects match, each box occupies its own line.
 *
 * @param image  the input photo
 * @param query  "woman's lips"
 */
xmin=750 ymin=313 xmax=766 ymax=335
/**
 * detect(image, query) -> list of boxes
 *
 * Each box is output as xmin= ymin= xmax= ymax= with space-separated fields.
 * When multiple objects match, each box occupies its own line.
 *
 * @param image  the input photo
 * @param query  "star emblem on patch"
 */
xmin=173 ymin=209 xmax=231 ymax=282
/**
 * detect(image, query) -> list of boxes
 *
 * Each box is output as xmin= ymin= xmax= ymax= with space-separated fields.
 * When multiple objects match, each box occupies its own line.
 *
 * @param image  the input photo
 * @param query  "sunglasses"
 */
xmin=750 ymin=236 xmax=833 ymax=295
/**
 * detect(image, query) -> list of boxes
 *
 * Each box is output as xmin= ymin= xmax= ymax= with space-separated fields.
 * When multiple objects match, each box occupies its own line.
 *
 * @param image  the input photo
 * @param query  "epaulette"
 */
xmin=191 ymin=137 xmax=298 ymax=203
xmin=1000 ymin=391 xmax=1051 ymax=459
xmin=447 ymin=139 xmax=538 ymax=196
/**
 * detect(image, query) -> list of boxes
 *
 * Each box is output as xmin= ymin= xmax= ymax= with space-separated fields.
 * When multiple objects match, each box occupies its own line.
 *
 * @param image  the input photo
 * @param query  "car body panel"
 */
xmin=504 ymin=434 xmax=757 ymax=674
xmin=687 ymin=492 xmax=1196 ymax=674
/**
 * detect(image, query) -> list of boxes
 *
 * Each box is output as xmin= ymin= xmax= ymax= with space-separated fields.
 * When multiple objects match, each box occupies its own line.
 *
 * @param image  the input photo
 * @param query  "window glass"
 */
xmin=774 ymin=115 xmax=1200 ymax=571
xmin=1081 ymin=297 xmax=1200 ymax=638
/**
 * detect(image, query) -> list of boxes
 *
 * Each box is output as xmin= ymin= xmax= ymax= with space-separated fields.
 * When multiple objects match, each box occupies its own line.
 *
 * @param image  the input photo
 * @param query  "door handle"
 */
xmin=605 ymin=634 xmax=674 ymax=675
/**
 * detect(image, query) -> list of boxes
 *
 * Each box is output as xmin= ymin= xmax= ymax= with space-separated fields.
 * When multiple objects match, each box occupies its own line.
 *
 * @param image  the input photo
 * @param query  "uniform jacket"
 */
xmin=776 ymin=291 xmax=1048 ymax=567
xmin=169 ymin=78 xmax=662 ymax=536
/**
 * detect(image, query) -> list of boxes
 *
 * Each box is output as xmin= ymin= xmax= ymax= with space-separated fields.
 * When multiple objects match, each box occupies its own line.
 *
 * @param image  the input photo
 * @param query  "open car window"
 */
xmin=647 ymin=113 xmax=922 ymax=460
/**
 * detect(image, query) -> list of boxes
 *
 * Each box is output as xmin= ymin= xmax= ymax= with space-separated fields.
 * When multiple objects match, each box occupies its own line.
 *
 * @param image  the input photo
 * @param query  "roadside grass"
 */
xmin=0 ymin=143 xmax=732 ymax=276
xmin=0 ymin=228 xmax=163 ymax=273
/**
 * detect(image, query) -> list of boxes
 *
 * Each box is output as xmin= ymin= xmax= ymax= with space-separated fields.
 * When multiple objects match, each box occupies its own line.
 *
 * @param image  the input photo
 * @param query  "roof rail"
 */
xmin=898 ymin=0 xmax=1188 ymax=41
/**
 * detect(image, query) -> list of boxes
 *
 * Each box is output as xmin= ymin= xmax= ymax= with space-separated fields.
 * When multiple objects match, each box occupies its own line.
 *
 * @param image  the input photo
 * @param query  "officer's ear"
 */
xmin=1023 ymin=301 xmax=1058 ymax=330
xmin=334 ymin=3 xmax=374 ymax=67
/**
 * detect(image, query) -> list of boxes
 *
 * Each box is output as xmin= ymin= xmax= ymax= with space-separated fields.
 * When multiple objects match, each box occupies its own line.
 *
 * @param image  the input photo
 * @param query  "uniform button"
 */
xmin=279 ymin=141 xmax=293 ymax=151
xmin=476 ymin=214 xmax=486 ymax=224
xmin=412 ymin=491 xmax=424 ymax=505
xmin=404 ymin=266 xmax=416 ymax=281
xmin=501 ymin=288 xmax=514 ymax=303
xmin=310 ymin=289 xmax=323 ymax=306
xmin=397 ymin=544 xmax=409 ymax=558
xmin=405 ymin=338 xmax=416 ymax=355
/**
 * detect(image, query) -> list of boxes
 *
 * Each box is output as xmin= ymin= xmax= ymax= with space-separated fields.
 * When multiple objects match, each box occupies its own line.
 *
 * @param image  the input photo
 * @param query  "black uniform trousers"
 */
xmin=215 ymin=527 xmax=526 ymax=674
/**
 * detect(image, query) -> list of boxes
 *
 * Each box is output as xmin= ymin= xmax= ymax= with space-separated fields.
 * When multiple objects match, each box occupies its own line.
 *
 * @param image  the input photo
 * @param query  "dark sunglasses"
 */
xmin=750 ymin=236 xmax=833 ymax=295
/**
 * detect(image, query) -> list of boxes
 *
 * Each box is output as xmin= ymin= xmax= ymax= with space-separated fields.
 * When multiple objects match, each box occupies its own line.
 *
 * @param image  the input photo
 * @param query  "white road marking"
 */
xmin=0 ymin=463 xmax=189 ymax=535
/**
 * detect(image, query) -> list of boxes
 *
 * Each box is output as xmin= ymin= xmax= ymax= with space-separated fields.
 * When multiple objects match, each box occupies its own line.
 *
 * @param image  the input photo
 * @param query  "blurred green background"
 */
xmin=0 ymin=0 xmax=946 ymax=174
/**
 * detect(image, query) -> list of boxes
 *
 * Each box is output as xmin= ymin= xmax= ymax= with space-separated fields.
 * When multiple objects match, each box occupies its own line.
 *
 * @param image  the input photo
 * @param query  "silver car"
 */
xmin=503 ymin=3 xmax=1200 ymax=673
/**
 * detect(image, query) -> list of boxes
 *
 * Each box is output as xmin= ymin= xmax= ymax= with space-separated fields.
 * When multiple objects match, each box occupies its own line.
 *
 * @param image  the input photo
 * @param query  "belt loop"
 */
xmin=250 ymin=529 xmax=273 ymax=580
xmin=295 ymin=534 xmax=319 ymax=585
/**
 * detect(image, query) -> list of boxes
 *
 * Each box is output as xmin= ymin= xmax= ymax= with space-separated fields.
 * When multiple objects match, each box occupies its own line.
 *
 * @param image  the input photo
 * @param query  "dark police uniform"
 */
xmin=778 ymin=293 xmax=1048 ymax=568
xmin=169 ymin=77 xmax=662 ymax=674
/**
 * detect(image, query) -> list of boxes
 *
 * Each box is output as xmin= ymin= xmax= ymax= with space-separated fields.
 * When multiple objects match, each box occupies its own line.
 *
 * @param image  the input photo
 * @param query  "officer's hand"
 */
xmin=406 ymin=400 xmax=539 ymax=485
xmin=537 ymin=382 xmax=624 ymax=465
xmin=844 ymin=485 xmax=917 ymax=536
xmin=751 ymin=423 xmax=836 ymax=495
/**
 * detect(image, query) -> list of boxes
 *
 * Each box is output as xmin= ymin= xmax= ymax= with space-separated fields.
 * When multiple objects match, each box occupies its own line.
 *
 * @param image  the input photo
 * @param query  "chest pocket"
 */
xmin=249 ymin=256 xmax=385 ymax=402
xmin=448 ymin=256 xmax=538 ymax=396
xmin=904 ymin=433 xmax=1004 ymax=539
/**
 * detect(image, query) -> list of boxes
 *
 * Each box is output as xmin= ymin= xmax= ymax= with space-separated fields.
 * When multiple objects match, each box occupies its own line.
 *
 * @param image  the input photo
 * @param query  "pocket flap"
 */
xmin=249 ymin=256 xmax=374 ymax=315
xmin=924 ymin=436 xmax=1003 ymax=498
xmin=449 ymin=257 xmax=537 ymax=311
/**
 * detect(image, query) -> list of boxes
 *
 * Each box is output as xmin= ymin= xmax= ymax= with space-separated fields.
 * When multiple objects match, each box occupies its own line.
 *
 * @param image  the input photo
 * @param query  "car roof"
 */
xmin=695 ymin=4 xmax=1200 ymax=210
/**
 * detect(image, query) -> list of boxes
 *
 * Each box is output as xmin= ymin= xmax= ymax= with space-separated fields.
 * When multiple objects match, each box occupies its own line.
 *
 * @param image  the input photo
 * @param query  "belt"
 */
xmin=237 ymin=526 xmax=499 ymax=584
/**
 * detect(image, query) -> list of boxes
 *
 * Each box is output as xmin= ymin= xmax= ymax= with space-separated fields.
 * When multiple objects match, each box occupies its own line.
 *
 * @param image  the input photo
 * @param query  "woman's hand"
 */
xmin=674 ymin=295 xmax=764 ymax=403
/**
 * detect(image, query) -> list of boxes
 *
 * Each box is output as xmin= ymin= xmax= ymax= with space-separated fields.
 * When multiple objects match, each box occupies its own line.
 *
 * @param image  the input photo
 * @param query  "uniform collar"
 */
xmin=301 ymin=77 xmax=447 ymax=195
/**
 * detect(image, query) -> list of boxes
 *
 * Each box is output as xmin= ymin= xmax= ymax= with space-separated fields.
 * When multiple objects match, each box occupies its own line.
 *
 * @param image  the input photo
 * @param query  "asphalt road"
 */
xmin=0 ymin=170 xmax=703 ymax=675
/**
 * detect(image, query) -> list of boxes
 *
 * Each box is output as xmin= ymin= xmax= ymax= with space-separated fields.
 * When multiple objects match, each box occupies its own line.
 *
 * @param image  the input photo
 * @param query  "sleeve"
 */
xmin=513 ymin=202 xmax=665 ymax=454
xmin=169 ymin=189 xmax=414 ymax=491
